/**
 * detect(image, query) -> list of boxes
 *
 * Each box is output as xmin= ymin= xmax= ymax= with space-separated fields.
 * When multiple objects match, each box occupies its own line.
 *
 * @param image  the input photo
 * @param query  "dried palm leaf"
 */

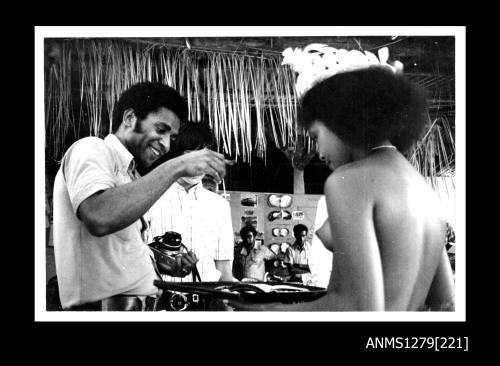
xmin=45 ymin=38 xmax=455 ymax=177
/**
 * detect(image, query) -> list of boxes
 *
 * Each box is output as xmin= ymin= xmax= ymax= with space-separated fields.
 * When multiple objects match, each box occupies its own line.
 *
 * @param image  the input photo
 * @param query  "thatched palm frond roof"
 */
xmin=45 ymin=36 xmax=456 ymax=181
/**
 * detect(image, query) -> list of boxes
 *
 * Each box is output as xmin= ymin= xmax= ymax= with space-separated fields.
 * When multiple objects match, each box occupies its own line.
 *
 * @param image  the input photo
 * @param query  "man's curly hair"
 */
xmin=111 ymin=82 xmax=187 ymax=133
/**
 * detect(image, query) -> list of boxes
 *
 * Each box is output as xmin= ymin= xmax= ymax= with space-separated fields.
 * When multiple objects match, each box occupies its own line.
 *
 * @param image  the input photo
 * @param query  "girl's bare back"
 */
xmin=321 ymin=150 xmax=454 ymax=311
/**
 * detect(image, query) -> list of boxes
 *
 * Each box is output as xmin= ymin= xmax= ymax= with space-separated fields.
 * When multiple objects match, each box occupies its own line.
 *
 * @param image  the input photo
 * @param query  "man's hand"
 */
xmin=157 ymin=251 xmax=199 ymax=277
xmin=174 ymin=148 xmax=231 ymax=184
xmin=177 ymin=251 xmax=199 ymax=277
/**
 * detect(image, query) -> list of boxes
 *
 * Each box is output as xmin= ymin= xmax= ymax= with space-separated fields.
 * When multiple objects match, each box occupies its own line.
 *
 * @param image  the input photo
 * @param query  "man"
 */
xmin=147 ymin=121 xmax=235 ymax=283
xmin=52 ymin=82 xmax=227 ymax=311
xmin=285 ymin=224 xmax=313 ymax=285
xmin=233 ymin=225 xmax=275 ymax=281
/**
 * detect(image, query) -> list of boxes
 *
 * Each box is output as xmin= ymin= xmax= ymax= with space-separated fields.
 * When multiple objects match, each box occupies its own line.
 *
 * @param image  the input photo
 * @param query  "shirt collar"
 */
xmin=240 ymin=244 xmax=259 ymax=256
xmin=104 ymin=134 xmax=136 ymax=173
xmin=292 ymin=241 xmax=308 ymax=251
xmin=174 ymin=181 xmax=204 ymax=200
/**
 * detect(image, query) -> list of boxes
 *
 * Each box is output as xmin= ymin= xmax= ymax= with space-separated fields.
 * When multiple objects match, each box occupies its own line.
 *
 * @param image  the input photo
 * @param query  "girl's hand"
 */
xmin=226 ymin=299 xmax=281 ymax=311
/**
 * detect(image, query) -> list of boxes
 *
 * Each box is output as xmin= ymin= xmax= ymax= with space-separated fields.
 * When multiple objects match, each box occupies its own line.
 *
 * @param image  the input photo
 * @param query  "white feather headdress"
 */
xmin=281 ymin=44 xmax=404 ymax=98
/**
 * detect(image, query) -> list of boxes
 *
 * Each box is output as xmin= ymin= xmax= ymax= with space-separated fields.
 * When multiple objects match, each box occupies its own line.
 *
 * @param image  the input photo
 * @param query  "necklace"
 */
xmin=370 ymin=145 xmax=397 ymax=151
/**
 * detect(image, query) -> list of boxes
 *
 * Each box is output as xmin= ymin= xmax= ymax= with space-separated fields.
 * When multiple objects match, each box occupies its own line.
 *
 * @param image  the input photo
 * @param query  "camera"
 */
xmin=148 ymin=231 xmax=189 ymax=274
xmin=158 ymin=290 xmax=219 ymax=311
xmin=160 ymin=291 xmax=205 ymax=311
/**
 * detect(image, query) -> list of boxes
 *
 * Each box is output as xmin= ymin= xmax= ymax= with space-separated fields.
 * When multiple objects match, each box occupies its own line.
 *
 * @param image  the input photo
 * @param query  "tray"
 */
xmin=154 ymin=280 xmax=327 ymax=303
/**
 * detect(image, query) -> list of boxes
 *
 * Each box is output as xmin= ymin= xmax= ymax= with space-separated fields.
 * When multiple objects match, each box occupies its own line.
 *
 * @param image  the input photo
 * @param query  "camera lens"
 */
xmin=169 ymin=292 xmax=189 ymax=311
xmin=161 ymin=231 xmax=183 ymax=252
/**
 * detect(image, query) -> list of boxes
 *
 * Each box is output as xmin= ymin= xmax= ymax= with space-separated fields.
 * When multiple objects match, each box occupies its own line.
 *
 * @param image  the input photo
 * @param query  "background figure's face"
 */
xmin=242 ymin=231 xmax=255 ymax=248
xmin=308 ymin=120 xmax=351 ymax=171
xmin=295 ymin=230 xmax=307 ymax=244
xmin=202 ymin=175 xmax=218 ymax=192
xmin=127 ymin=107 xmax=180 ymax=169
xmin=177 ymin=149 xmax=206 ymax=188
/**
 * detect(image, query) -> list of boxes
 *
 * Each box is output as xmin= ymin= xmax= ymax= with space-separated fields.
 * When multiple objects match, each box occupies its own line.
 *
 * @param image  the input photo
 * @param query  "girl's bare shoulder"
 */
xmin=323 ymin=164 xmax=379 ymax=210
xmin=324 ymin=159 xmax=388 ymax=194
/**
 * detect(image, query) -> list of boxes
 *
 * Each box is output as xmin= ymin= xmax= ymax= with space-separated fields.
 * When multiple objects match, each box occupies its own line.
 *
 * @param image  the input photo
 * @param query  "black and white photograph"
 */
xmin=35 ymin=26 xmax=465 ymax=325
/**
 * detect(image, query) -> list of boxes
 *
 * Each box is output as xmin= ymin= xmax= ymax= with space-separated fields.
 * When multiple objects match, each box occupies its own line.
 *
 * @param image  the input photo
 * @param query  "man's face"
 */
xmin=127 ymin=107 xmax=180 ymax=169
xmin=296 ymin=230 xmax=307 ymax=244
xmin=242 ymin=231 xmax=255 ymax=247
xmin=202 ymin=175 xmax=217 ymax=192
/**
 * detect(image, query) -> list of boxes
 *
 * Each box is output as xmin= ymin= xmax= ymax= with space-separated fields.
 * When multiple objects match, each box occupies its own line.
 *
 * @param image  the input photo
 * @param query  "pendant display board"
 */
xmin=221 ymin=191 xmax=322 ymax=248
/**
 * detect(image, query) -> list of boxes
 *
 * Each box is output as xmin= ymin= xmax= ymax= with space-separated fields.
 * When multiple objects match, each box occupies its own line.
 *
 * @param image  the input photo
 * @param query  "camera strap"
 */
xmin=192 ymin=266 xmax=201 ymax=282
xmin=179 ymin=243 xmax=201 ymax=282
xmin=150 ymin=256 xmax=166 ymax=280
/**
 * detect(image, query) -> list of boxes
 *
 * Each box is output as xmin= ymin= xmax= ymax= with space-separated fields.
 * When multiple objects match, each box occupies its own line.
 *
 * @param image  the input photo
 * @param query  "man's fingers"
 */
xmin=199 ymin=148 xmax=225 ymax=165
xmin=180 ymin=252 xmax=198 ymax=268
xmin=157 ymin=262 xmax=171 ymax=274
xmin=203 ymin=149 xmax=227 ymax=179
xmin=175 ymin=255 xmax=183 ymax=274
xmin=199 ymin=159 xmax=225 ymax=184
xmin=187 ymin=251 xmax=198 ymax=263
xmin=182 ymin=149 xmax=227 ymax=183
xmin=203 ymin=165 xmax=222 ymax=184
xmin=179 ymin=255 xmax=193 ymax=269
xmin=205 ymin=148 xmax=225 ymax=161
